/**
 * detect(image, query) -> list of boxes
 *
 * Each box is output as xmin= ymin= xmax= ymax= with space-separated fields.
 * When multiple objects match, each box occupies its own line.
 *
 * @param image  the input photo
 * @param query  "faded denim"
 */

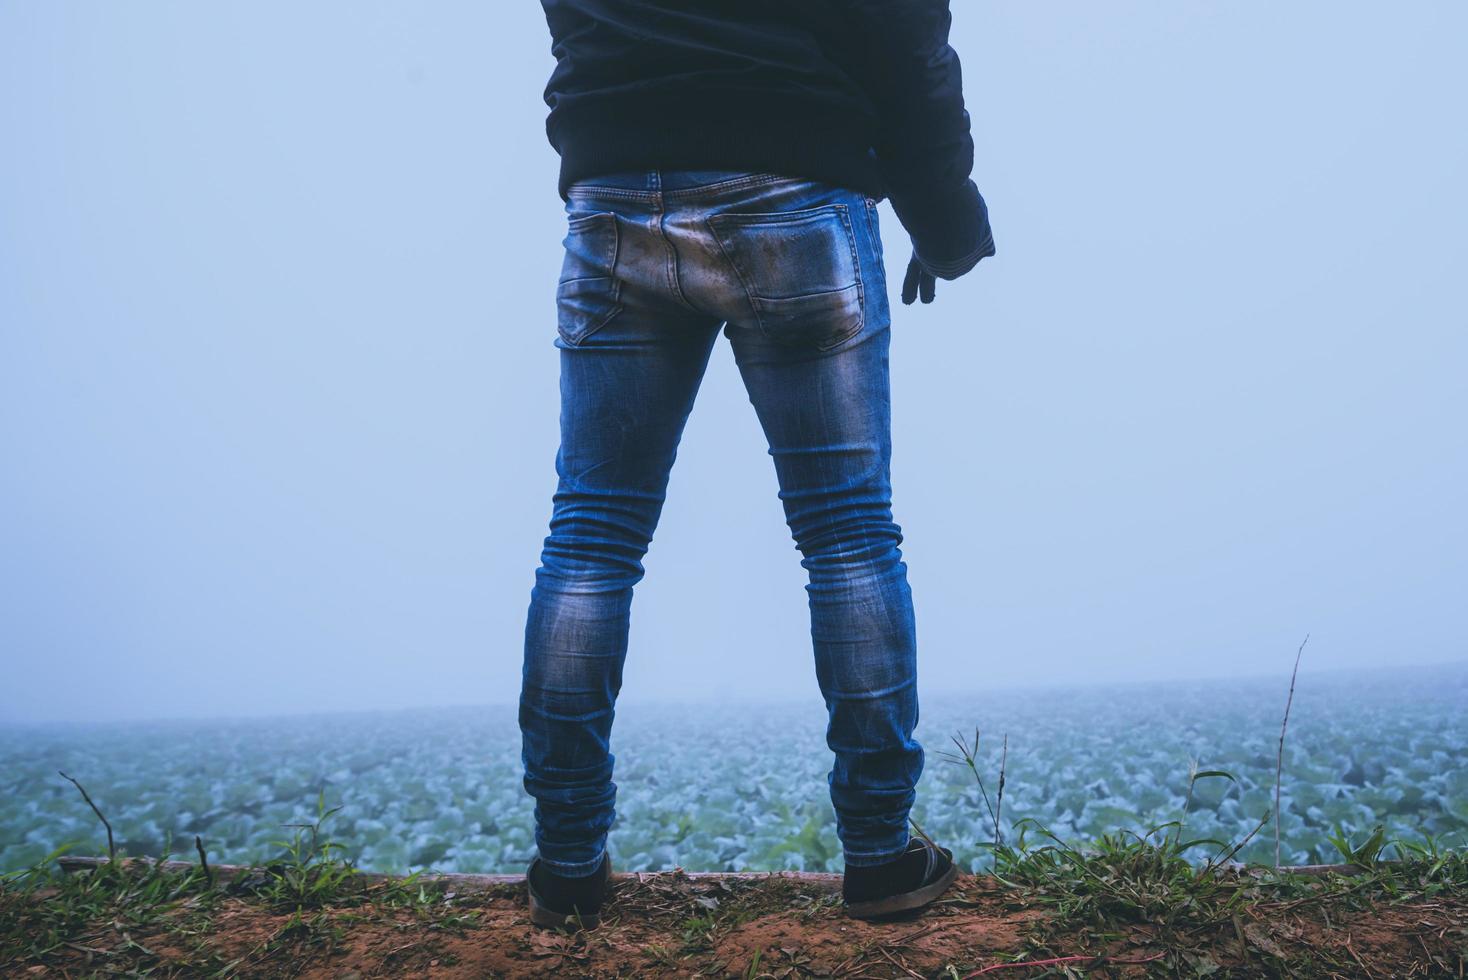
xmin=520 ymin=169 xmax=923 ymax=876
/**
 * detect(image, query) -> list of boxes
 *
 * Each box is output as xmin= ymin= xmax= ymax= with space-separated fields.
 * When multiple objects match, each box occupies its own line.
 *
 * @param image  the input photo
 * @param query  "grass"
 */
xmin=940 ymin=738 xmax=1467 ymax=974
xmin=0 ymin=843 xmax=233 ymax=973
xmin=0 ymin=784 xmax=482 ymax=977
xmin=979 ymin=817 xmax=1468 ymax=974
xmin=3 ymin=772 xmax=1464 ymax=977
xmin=907 ymin=641 xmax=1468 ymax=974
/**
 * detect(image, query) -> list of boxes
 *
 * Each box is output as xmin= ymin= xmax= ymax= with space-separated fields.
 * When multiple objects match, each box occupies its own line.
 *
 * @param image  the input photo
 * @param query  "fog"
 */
xmin=2 ymin=3 xmax=1464 ymax=725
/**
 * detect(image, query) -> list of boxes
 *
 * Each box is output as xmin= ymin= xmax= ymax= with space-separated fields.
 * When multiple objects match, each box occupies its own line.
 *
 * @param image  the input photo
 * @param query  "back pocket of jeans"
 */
xmin=557 ymin=211 xmax=622 ymax=346
xmin=707 ymin=204 xmax=864 ymax=350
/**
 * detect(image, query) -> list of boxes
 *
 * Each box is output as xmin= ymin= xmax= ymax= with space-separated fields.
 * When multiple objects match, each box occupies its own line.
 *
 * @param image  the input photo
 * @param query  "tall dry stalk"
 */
xmin=59 ymin=771 xmax=114 ymax=861
xmin=1274 ymin=634 xmax=1310 ymax=868
xmin=994 ymin=734 xmax=1008 ymax=847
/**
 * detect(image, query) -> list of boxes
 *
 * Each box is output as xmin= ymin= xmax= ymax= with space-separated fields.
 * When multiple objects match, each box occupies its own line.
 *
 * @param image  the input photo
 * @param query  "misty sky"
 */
xmin=2 ymin=3 xmax=1464 ymax=725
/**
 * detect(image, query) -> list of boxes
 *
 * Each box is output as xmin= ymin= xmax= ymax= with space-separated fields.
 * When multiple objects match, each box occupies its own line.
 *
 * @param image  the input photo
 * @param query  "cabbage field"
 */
xmin=3 ymin=664 xmax=1464 ymax=875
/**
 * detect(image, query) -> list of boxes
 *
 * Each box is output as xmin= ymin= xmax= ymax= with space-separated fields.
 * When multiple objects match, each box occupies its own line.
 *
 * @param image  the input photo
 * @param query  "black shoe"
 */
xmin=842 ymin=836 xmax=958 ymax=920
xmin=526 ymin=853 xmax=613 ymax=930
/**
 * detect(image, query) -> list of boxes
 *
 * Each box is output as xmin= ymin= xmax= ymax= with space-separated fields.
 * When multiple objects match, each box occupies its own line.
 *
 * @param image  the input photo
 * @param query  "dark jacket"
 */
xmin=539 ymin=0 xmax=995 ymax=279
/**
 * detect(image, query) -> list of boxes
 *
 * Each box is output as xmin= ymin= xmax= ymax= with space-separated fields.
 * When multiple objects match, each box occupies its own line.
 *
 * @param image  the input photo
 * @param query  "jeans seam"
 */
xmin=661 ymin=172 xmax=791 ymax=199
xmin=825 ymin=203 xmax=865 ymax=352
xmin=568 ymin=186 xmax=659 ymax=203
xmin=864 ymin=199 xmax=887 ymax=286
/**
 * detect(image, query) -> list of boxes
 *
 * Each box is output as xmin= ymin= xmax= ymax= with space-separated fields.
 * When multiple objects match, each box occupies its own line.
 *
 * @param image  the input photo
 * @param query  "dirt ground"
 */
xmin=9 ymin=868 xmax=1468 ymax=978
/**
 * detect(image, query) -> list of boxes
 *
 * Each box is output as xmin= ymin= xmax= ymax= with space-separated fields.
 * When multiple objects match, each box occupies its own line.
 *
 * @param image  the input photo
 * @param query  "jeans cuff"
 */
xmin=537 ymin=848 xmax=608 ymax=878
xmin=842 ymin=832 xmax=912 ymax=868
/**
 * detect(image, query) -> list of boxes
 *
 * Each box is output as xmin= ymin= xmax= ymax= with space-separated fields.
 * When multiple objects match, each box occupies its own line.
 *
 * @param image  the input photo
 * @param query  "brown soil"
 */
xmin=8 ymin=869 xmax=1468 ymax=978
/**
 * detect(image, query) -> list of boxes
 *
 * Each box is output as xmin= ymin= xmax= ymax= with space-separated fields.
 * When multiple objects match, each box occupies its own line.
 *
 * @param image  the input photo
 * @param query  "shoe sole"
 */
xmin=526 ymin=858 xmax=611 ymax=931
xmin=528 ymin=899 xmax=602 ymax=930
xmin=843 ymin=860 xmax=959 ymax=920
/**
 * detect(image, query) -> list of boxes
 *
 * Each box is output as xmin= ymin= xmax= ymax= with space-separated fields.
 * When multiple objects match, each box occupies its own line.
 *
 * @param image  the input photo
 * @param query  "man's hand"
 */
xmin=901 ymin=253 xmax=936 ymax=305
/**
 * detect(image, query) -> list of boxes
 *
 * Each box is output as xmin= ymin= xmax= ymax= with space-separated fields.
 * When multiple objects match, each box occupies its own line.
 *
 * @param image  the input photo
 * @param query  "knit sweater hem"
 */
xmin=550 ymin=98 xmax=887 ymax=203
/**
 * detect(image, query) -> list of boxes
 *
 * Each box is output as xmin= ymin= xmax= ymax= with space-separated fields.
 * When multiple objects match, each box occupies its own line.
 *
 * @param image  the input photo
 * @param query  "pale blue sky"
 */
xmin=2 ymin=2 xmax=1464 ymax=724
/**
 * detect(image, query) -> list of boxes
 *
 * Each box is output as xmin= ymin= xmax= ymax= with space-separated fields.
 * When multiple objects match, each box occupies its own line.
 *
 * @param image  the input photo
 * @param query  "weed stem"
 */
xmin=58 ymin=771 xmax=114 ymax=862
xmin=1275 ymin=634 xmax=1309 ymax=868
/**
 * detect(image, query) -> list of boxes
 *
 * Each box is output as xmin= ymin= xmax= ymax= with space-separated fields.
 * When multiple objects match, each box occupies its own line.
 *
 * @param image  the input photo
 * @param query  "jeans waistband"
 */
xmin=569 ymin=169 xmax=773 ymax=193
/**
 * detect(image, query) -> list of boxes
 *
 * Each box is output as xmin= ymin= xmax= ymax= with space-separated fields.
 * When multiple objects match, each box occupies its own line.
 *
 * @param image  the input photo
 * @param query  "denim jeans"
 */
xmin=520 ymin=169 xmax=923 ymax=876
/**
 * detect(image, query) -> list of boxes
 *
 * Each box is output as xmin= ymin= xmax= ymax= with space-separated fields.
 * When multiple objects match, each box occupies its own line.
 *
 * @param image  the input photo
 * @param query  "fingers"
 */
xmin=901 ymin=255 xmax=936 ymax=306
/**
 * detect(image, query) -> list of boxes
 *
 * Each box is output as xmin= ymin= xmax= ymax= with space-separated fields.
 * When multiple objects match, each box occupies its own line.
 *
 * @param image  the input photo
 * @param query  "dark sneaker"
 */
xmin=526 ymin=853 xmax=613 ymax=930
xmin=842 ymin=836 xmax=958 ymax=920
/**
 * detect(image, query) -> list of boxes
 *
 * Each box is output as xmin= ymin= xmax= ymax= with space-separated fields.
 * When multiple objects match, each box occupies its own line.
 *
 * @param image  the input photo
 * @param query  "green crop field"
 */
xmin=3 ymin=664 xmax=1464 ymax=875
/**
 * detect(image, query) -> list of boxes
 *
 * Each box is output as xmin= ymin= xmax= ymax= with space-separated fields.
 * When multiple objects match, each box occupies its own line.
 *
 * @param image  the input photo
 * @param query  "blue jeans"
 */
xmin=520 ymin=170 xmax=923 ymax=875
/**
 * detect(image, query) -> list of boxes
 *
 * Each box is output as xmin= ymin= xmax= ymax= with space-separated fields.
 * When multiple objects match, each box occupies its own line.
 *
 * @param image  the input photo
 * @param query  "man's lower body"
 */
xmin=519 ymin=170 xmax=949 ymax=923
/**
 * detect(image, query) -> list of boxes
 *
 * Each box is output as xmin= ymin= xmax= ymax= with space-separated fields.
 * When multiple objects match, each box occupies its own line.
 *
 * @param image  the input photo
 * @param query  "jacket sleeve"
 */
xmin=848 ymin=0 xmax=995 ymax=279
